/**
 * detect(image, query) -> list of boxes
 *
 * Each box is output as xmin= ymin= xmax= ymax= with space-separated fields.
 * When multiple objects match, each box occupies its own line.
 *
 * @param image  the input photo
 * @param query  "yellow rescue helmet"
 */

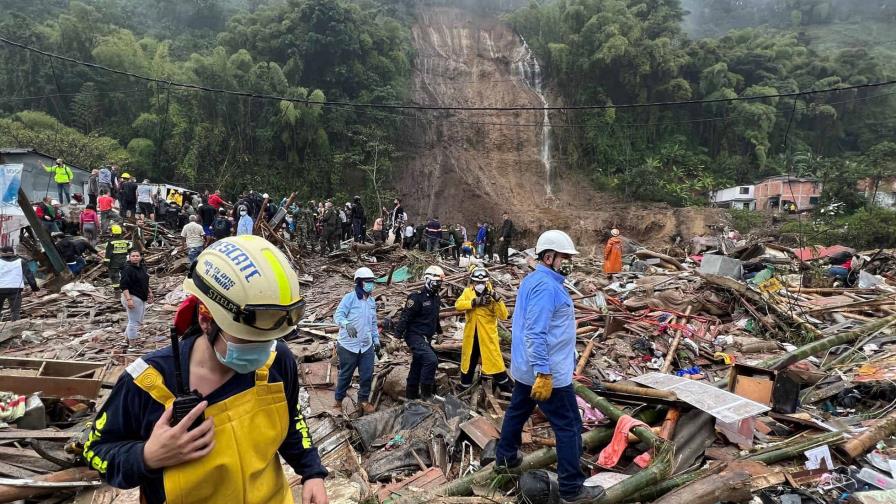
xmin=184 ymin=236 xmax=305 ymax=341
xmin=110 ymin=225 xmax=123 ymax=235
xmin=121 ymin=172 xmax=131 ymax=179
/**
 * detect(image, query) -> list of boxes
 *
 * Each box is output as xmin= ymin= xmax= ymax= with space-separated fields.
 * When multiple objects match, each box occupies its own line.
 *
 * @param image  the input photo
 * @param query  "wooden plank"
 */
xmin=0 ymin=430 xmax=72 ymax=440
xmin=0 ymin=376 xmax=102 ymax=399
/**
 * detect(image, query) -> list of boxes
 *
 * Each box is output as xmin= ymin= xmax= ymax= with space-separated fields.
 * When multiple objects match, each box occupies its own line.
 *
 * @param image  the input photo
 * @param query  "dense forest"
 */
xmin=0 ymin=0 xmax=412 ymax=201
xmin=1 ymin=0 xmax=895 ymax=236
xmin=509 ymin=0 xmax=896 ymax=210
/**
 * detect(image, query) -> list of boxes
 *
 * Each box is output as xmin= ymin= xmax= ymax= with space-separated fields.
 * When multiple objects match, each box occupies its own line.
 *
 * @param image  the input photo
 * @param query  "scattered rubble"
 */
xmin=3 ymin=222 xmax=896 ymax=504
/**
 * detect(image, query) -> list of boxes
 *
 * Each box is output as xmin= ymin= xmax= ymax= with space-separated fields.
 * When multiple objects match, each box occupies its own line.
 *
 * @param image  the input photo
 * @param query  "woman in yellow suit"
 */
xmin=455 ymin=267 xmax=513 ymax=393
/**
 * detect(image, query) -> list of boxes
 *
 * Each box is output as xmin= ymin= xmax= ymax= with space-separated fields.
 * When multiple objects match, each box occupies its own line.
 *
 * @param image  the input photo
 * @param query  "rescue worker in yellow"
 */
xmin=44 ymin=158 xmax=74 ymax=205
xmin=83 ymin=236 xmax=329 ymax=504
xmin=104 ymin=225 xmax=132 ymax=289
xmin=455 ymin=267 xmax=513 ymax=393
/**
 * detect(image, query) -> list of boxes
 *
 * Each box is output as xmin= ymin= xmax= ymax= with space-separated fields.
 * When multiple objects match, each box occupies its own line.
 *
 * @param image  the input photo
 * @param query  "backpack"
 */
xmin=213 ymin=217 xmax=229 ymax=236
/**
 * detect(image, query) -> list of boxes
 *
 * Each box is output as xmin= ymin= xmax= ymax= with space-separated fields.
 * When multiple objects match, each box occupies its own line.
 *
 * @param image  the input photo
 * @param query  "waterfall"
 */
xmin=515 ymin=36 xmax=554 ymax=197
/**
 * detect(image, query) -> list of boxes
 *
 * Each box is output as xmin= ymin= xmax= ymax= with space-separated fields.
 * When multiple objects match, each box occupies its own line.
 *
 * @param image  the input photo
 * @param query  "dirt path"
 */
xmin=397 ymin=7 xmax=723 ymax=249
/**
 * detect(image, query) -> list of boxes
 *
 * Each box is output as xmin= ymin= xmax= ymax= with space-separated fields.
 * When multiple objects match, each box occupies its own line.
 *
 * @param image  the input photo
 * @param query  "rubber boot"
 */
xmin=406 ymin=382 xmax=420 ymax=400
xmin=493 ymin=375 xmax=514 ymax=395
xmin=421 ymin=383 xmax=435 ymax=401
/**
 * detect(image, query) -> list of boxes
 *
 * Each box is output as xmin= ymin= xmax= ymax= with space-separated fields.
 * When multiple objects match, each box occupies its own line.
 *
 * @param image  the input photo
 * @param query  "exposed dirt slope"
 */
xmin=397 ymin=7 xmax=724 ymax=249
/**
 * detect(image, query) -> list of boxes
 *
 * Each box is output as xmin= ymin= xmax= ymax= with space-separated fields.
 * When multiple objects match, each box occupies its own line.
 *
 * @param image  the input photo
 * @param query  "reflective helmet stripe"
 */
xmin=262 ymin=249 xmax=292 ymax=305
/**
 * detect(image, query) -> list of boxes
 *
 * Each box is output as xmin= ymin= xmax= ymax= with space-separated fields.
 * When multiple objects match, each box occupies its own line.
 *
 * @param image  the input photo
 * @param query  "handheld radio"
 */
xmin=169 ymin=327 xmax=205 ymax=430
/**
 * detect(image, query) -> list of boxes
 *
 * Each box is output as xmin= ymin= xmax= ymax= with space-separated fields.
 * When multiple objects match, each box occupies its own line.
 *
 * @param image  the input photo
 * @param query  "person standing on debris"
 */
xmin=105 ymin=225 xmax=131 ymax=290
xmin=98 ymin=165 xmax=113 ymax=197
xmin=495 ymin=230 xmax=605 ymax=504
xmin=497 ymin=212 xmax=514 ymax=264
xmin=137 ymin=179 xmax=155 ymax=221
xmin=44 ymin=158 xmax=74 ymax=204
xmin=333 ymin=267 xmax=381 ymax=415
xmin=395 ymin=265 xmax=444 ymax=400
xmin=66 ymin=194 xmax=85 ymax=235
xmin=211 ymin=208 xmax=232 ymax=241
xmin=84 ymin=236 xmax=328 ymax=504
xmin=120 ymin=174 xmax=138 ymax=219
xmin=207 ymin=189 xmax=226 ymax=210
xmin=475 ymin=221 xmax=487 ymax=257
xmin=88 ymin=169 xmax=100 ymax=206
xmin=80 ymin=203 xmax=100 ymax=247
xmin=0 ymin=246 xmax=39 ymax=322
xmin=322 ymin=201 xmax=341 ymax=253
xmin=455 ymin=267 xmax=512 ymax=393
xmin=181 ymin=215 xmax=206 ymax=263
xmin=119 ymin=249 xmax=152 ymax=347
xmin=236 ymin=205 xmax=254 ymax=236
xmin=36 ymin=196 xmax=59 ymax=234
xmin=198 ymin=200 xmax=217 ymax=236
xmin=372 ymin=216 xmax=384 ymax=244
xmin=403 ymin=222 xmax=415 ymax=249
xmin=485 ymin=222 xmax=497 ymax=261
xmin=350 ymin=195 xmax=366 ymax=243
xmin=98 ymin=190 xmax=117 ymax=234
xmin=603 ymin=228 xmax=623 ymax=274
xmin=425 ymin=216 xmax=442 ymax=253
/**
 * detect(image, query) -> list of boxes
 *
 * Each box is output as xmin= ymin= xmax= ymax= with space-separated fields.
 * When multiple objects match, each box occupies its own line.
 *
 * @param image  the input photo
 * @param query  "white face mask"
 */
xmin=474 ymin=283 xmax=486 ymax=294
xmin=240 ymin=210 xmax=247 ymax=216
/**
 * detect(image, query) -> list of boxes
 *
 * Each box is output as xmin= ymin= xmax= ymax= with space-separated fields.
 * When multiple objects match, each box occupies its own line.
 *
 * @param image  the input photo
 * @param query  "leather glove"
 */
xmin=471 ymin=296 xmax=481 ymax=307
xmin=344 ymin=323 xmax=358 ymax=338
xmin=530 ymin=373 xmax=553 ymax=401
xmin=491 ymin=291 xmax=501 ymax=302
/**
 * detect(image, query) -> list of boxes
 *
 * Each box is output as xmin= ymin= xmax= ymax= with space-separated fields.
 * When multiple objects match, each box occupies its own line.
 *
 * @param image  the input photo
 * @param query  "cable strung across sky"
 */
xmin=1 ymin=34 xmax=895 ymax=112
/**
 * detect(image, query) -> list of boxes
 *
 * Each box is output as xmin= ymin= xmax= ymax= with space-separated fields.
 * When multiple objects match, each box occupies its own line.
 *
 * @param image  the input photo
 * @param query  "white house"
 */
xmin=710 ymin=185 xmax=756 ymax=210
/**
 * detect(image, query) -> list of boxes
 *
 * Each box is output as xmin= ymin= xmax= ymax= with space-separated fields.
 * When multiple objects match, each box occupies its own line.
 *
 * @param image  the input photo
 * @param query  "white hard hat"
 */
xmin=535 ymin=230 xmax=579 ymax=255
xmin=611 ymin=228 xmax=620 ymax=237
xmin=354 ymin=267 xmax=375 ymax=281
xmin=183 ymin=236 xmax=305 ymax=341
xmin=51 ymin=199 xmax=60 ymax=206
xmin=424 ymin=265 xmax=445 ymax=281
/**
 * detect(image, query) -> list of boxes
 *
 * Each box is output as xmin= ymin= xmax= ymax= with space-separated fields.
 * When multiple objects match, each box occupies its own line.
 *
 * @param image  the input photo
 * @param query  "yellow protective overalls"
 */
xmin=131 ymin=352 xmax=293 ymax=504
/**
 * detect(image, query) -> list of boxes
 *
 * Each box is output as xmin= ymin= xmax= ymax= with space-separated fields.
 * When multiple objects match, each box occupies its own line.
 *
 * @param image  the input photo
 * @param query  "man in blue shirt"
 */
xmin=495 ymin=230 xmax=605 ymax=504
xmin=333 ymin=267 xmax=381 ymax=414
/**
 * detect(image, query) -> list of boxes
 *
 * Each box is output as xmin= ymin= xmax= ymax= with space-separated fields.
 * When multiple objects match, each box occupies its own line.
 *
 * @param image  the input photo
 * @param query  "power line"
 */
xmin=318 ymin=87 xmax=896 ymax=130
xmin=2 ymin=34 xmax=896 ymax=112
xmin=0 ymin=88 xmax=148 ymax=102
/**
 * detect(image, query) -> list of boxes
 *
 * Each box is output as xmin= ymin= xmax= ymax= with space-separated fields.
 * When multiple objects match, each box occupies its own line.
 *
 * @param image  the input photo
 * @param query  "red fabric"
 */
xmin=597 ymin=415 xmax=652 ymax=469
xmin=98 ymin=195 xmax=114 ymax=212
xmin=174 ymin=295 xmax=200 ymax=336
xmin=80 ymin=209 xmax=98 ymax=224
xmin=208 ymin=194 xmax=224 ymax=209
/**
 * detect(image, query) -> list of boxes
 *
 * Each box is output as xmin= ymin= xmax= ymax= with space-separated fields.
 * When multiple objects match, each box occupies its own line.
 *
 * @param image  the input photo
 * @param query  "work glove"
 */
xmin=343 ymin=323 xmax=358 ymax=338
xmin=374 ymin=343 xmax=382 ymax=359
xmin=530 ymin=373 xmax=553 ymax=402
xmin=491 ymin=291 xmax=501 ymax=302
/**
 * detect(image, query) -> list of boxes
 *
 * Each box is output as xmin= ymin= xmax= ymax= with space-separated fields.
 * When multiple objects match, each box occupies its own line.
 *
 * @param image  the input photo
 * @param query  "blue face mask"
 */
xmin=363 ymin=281 xmax=375 ymax=294
xmin=215 ymin=339 xmax=275 ymax=374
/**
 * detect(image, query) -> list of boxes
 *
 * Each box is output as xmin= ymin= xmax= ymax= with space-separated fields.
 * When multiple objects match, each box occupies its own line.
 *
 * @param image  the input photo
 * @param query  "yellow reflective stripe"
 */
xmin=261 ymin=249 xmax=291 ymax=305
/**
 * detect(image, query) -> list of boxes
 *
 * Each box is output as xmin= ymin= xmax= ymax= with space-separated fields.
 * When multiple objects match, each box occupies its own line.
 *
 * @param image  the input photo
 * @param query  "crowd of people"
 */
xmin=5 ymin=170 xmax=620 ymax=503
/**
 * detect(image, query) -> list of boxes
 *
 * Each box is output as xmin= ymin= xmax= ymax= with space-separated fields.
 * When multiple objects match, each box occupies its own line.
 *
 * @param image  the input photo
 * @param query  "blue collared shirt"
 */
xmin=510 ymin=264 xmax=577 ymax=387
xmin=237 ymin=215 xmax=253 ymax=236
xmin=333 ymin=290 xmax=380 ymax=353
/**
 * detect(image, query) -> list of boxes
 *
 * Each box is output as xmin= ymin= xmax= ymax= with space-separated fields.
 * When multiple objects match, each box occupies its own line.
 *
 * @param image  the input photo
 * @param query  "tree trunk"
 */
xmin=652 ymin=467 xmax=752 ymax=504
